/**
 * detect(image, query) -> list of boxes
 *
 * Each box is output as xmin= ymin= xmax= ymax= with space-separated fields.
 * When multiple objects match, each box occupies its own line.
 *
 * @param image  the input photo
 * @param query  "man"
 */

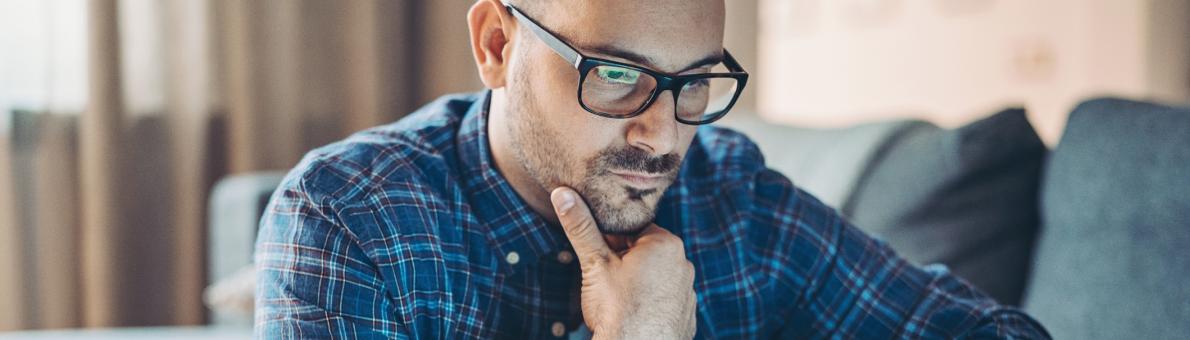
xmin=255 ymin=0 xmax=1050 ymax=338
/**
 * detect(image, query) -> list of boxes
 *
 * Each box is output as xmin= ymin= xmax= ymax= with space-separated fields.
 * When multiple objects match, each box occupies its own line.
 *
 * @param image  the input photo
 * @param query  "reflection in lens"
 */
xmin=677 ymin=77 xmax=737 ymax=122
xmin=582 ymin=65 xmax=656 ymax=116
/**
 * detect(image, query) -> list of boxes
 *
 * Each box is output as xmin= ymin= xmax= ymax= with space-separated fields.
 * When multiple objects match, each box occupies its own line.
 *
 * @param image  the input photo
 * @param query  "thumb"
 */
xmin=550 ymin=186 xmax=616 ymax=267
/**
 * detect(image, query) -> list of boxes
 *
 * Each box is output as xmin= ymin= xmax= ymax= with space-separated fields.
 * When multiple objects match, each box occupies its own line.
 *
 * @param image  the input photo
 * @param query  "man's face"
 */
xmin=502 ymin=0 xmax=726 ymax=234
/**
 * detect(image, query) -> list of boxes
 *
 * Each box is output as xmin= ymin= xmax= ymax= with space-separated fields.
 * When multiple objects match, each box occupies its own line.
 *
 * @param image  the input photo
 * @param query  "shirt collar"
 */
xmin=456 ymin=90 xmax=572 ymax=273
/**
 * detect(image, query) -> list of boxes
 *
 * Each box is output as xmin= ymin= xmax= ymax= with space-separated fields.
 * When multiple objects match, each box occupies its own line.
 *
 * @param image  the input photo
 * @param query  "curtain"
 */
xmin=0 ymin=0 xmax=480 ymax=330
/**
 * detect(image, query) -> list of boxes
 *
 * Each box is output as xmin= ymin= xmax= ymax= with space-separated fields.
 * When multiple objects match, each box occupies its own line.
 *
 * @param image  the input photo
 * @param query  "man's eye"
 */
xmin=596 ymin=67 xmax=640 ymax=85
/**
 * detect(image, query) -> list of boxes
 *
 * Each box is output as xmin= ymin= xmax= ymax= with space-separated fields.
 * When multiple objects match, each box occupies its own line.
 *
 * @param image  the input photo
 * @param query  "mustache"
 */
xmin=593 ymin=146 xmax=681 ymax=175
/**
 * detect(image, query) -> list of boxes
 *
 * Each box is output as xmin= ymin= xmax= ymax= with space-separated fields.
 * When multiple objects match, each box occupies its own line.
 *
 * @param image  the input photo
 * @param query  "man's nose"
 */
xmin=625 ymin=90 xmax=679 ymax=157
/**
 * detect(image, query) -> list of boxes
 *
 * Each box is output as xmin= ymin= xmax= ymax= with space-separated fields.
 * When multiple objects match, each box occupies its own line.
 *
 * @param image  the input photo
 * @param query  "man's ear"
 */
xmin=468 ymin=0 xmax=515 ymax=89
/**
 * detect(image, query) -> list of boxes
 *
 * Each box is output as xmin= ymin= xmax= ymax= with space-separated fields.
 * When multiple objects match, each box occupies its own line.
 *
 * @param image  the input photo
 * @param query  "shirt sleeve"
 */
xmin=254 ymin=174 xmax=404 ymax=339
xmin=753 ymin=168 xmax=1051 ymax=339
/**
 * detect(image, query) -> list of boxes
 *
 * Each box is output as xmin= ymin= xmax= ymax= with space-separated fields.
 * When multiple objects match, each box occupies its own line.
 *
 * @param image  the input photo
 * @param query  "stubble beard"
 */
xmin=503 ymin=70 xmax=680 ymax=234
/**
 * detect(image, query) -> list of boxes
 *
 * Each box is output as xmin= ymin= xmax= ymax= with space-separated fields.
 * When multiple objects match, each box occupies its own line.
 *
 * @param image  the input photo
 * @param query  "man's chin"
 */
xmin=574 ymin=172 xmax=674 ymax=235
xmin=598 ymin=223 xmax=651 ymax=236
xmin=586 ymin=193 xmax=659 ymax=235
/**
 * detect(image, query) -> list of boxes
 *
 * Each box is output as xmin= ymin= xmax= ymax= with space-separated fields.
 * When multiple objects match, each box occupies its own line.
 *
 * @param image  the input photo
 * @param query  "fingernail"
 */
xmin=556 ymin=190 xmax=575 ymax=213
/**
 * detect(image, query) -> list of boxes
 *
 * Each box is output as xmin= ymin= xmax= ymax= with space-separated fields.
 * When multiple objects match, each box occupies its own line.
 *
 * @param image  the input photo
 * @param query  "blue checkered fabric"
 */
xmin=255 ymin=91 xmax=1049 ymax=339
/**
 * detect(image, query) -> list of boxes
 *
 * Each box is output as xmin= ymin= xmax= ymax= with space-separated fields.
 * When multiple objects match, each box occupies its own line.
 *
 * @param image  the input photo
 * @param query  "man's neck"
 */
xmin=487 ymin=90 xmax=561 ymax=225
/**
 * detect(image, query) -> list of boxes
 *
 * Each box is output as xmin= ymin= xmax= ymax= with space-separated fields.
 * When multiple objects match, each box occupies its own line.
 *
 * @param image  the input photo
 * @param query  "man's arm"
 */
xmin=254 ymin=175 xmax=402 ymax=339
xmin=753 ymin=168 xmax=1050 ymax=338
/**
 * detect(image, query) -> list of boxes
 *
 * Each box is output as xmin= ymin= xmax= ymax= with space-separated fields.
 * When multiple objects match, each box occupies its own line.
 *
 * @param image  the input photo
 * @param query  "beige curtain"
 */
xmin=0 ymin=0 xmax=479 ymax=330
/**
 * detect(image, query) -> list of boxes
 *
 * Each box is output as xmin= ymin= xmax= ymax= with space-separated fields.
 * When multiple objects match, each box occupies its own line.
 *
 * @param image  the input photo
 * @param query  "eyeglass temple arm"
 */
xmin=723 ymin=50 xmax=745 ymax=73
xmin=503 ymin=2 xmax=583 ymax=68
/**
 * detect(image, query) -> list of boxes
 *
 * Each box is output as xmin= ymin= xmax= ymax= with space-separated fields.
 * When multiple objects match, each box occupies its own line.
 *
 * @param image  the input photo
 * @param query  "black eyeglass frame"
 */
xmin=503 ymin=2 xmax=749 ymax=125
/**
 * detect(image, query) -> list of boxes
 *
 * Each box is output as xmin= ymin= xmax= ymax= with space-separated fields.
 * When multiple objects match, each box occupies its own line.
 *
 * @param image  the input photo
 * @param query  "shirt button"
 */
xmin=550 ymin=321 xmax=566 ymax=337
xmin=505 ymin=251 xmax=520 ymax=265
xmin=556 ymin=250 xmax=574 ymax=264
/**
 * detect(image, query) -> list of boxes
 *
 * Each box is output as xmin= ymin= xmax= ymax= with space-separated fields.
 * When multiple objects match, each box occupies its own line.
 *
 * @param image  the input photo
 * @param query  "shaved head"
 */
xmin=471 ymin=0 xmax=727 ymax=233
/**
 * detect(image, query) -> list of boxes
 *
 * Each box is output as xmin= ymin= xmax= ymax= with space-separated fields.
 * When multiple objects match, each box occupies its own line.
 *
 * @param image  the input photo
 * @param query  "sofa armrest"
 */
xmin=206 ymin=171 xmax=285 ymax=325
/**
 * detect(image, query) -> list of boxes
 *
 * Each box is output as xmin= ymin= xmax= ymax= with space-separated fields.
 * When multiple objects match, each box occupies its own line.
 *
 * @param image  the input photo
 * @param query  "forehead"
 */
xmin=535 ymin=0 xmax=725 ymax=73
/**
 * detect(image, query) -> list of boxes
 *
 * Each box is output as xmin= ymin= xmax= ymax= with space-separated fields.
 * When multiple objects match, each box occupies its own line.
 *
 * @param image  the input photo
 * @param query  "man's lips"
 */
xmin=609 ymin=170 xmax=668 ymax=188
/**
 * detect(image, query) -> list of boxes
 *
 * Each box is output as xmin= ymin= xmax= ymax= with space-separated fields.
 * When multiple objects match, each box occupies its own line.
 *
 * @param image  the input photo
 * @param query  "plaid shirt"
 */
xmin=255 ymin=91 xmax=1049 ymax=339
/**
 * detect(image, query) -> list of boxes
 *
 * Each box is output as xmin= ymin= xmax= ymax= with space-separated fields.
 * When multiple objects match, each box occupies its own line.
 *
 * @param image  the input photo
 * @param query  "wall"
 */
xmin=724 ymin=0 xmax=760 ymax=113
xmin=757 ymin=0 xmax=1190 ymax=145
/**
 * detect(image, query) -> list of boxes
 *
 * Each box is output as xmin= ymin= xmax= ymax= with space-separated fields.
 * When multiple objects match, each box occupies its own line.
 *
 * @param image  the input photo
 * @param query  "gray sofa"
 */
xmin=720 ymin=97 xmax=1190 ymax=339
xmin=1024 ymin=99 xmax=1190 ymax=339
xmin=212 ymin=97 xmax=1190 ymax=338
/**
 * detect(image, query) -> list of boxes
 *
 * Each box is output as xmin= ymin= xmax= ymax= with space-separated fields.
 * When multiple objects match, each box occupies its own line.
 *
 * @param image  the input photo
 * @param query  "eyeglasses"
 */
xmin=503 ymin=2 xmax=749 ymax=125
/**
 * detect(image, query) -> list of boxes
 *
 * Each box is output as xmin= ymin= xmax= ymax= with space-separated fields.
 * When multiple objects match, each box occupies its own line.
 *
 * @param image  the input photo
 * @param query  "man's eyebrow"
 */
xmin=586 ymin=45 xmax=723 ymax=74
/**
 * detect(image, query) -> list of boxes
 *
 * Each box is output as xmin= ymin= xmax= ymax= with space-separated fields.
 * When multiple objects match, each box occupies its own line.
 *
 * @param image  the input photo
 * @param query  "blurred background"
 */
xmin=0 ymin=0 xmax=1188 ymax=338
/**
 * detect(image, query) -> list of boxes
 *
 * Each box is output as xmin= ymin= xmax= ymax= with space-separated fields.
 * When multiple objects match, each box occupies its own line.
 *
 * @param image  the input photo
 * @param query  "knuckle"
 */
xmin=563 ymin=216 xmax=599 ymax=243
xmin=574 ymin=217 xmax=598 ymax=234
xmin=576 ymin=249 xmax=612 ymax=272
xmin=568 ymin=218 xmax=592 ymax=235
xmin=660 ymin=238 xmax=685 ymax=254
xmin=590 ymin=247 xmax=612 ymax=264
xmin=660 ymin=232 xmax=682 ymax=244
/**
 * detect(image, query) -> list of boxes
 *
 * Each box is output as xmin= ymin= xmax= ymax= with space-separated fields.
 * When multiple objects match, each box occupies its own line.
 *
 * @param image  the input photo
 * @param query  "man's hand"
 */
xmin=550 ymin=187 xmax=697 ymax=340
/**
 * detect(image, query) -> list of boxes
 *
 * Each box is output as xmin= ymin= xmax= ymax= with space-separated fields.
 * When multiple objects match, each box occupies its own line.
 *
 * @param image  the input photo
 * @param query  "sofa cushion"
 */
xmin=1023 ymin=98 xmax=1190 ymax=339
xmin=843 ymin=108 xmax=1046 ymax=306
xmin=715 ymin=114 xmax=920 ymax=209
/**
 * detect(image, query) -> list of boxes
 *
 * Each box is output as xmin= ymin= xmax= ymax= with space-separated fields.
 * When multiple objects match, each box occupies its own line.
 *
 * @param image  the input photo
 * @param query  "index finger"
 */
xmin=550 ymin=186 xmax=616 ymax=267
